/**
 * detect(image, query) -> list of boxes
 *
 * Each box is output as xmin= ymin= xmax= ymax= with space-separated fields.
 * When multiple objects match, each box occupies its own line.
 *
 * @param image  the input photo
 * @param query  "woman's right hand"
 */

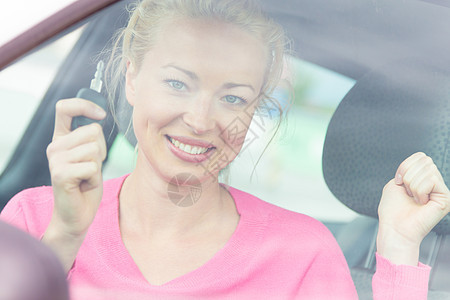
xmin=42 ymin=98 xmax=106 ymax=272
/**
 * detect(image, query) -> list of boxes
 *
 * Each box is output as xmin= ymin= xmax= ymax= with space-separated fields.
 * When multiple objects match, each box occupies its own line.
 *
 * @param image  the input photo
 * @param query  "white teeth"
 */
xmin=169 ymin=137 xmax=210 ymax=155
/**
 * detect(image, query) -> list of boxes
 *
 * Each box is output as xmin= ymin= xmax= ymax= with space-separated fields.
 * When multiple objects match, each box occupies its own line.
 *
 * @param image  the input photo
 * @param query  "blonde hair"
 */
xmin=104 ymin=0 xmax=291 ymax=178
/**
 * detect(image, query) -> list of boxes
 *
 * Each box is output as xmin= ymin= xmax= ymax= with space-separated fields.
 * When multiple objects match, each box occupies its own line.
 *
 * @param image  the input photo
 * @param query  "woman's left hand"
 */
xmin=377 ymin=152 xmax=450 ymax=266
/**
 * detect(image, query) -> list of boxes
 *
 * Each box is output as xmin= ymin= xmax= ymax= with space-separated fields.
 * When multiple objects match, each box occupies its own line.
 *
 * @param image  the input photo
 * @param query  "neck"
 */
xmin=119 ymin=158 xmax=233 ymax=240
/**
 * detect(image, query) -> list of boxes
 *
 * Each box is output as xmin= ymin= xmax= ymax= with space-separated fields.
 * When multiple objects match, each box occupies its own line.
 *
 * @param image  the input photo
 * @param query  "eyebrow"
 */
xmin=222 ymin=82 xmax=255 ymax=92
xmin=162 ymin=63 xmax=255 ymax=92
xmin=162 ymin=64 xmax=198 ymax=80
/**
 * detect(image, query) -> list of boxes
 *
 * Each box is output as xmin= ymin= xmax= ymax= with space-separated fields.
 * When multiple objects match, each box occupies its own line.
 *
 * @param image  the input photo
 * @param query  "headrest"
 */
xmin=322 ymin=59 xmax=450 ymax=234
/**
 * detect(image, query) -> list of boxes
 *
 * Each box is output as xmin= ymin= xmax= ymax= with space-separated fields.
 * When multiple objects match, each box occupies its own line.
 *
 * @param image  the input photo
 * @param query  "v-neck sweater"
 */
xmin=1 ymin=175 xmax=430 ymax=299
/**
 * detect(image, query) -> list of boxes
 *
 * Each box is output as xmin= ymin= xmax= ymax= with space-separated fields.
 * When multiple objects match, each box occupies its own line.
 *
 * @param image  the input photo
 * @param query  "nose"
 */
xmin=182 ymin=94 xmax=216 ymax=135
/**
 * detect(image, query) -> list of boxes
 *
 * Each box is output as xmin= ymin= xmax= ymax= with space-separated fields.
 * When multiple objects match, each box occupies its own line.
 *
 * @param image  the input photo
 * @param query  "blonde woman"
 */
xmin=1 ymin=1 xmax=449 ymax=299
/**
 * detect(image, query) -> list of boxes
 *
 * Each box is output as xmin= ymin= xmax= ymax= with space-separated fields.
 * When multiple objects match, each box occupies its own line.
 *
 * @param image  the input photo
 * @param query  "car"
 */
xmin=0 ymin=0 xmax=449 ymax=298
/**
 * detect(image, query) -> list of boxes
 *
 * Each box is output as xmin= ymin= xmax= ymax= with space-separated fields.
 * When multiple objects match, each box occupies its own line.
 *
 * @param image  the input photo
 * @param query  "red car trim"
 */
xmin=0 ymin=0 xmax=121 ymax=70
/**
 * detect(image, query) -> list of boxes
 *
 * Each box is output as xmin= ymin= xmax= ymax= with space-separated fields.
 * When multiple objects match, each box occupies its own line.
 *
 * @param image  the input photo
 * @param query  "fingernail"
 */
xmin=395 ymin=173 xmax=402 ymax=185
xmin=95 ymin=106 xmax=106 ymax=118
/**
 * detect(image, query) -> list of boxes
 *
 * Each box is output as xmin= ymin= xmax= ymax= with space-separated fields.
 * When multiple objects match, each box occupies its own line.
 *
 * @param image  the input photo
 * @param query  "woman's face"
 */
xmin=125 ymin=18 xmax=267 ymax=183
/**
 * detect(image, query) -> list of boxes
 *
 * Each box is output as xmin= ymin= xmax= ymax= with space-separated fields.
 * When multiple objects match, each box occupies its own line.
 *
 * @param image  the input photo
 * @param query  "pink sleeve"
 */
xmin=0 ymin=187 xmax=54 ymax=239
xmin=292 ymin=221 xmax=359 ymax=299
xmin=296 ymin=248 xmax=359 ymax=299
xmin=372 ymin=252 xmax=430 ymax=300
xmin=1 ymin=189 xmax=77 ymax=278
xmin=0 ymin=193 xmax=29 ymax=233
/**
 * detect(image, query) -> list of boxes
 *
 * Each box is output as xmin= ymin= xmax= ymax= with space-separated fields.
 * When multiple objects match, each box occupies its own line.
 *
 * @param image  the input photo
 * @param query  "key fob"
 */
xmin=71 ymin=88 xmax=107 ymax=130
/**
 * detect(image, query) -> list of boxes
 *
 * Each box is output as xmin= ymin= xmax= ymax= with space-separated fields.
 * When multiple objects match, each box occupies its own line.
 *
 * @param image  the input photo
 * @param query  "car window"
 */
xmin=1 ymin=1 xmax=449 ymax=297
xmin=6 ymin=0 xmax=446 ymax=226
xmin=0 ymin=28 xmax=83 ymax=172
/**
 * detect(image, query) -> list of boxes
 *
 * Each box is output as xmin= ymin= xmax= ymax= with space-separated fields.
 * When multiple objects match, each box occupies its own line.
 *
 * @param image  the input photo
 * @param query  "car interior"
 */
xmin=0 ymin=0 xmax=449 ymax=299
xmin=323 ymin=58 xmax=450 ymax=298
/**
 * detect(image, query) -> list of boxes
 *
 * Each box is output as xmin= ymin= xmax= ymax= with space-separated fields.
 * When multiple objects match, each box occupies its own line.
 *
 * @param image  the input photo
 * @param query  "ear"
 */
xmin=125 ymin=60 xmax=137 ymax=106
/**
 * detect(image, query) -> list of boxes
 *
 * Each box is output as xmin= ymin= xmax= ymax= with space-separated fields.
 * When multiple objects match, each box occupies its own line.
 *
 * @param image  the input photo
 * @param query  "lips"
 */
xmin=165 ymin=135 xmax=216 ymax=163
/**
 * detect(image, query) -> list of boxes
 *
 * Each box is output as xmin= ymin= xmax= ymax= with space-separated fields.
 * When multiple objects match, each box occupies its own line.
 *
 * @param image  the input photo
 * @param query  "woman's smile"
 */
xmin=165 ymin=135 xmax=216 ymax=163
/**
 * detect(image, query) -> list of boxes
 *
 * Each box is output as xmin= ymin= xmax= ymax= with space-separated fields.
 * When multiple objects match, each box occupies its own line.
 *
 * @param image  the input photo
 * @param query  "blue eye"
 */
xmin=224 ymin=95 xmax=246 ymax=105
xmin=167 ymin=80 xmax=186 ymax=90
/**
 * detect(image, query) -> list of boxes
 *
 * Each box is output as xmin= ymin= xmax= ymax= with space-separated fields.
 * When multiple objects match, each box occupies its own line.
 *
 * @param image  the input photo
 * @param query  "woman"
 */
xmin=1 ymin=0 xmax=449 ymax=299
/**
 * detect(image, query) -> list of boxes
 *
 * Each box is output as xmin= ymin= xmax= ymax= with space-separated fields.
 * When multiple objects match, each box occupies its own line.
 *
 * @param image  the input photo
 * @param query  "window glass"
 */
xmin=0 ymin=28 xmax=82 ymax=172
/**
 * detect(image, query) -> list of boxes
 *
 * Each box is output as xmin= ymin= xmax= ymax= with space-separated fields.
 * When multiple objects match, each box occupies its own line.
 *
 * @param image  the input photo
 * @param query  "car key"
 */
xmin=71 ymin=60 xmax=107 ymax=130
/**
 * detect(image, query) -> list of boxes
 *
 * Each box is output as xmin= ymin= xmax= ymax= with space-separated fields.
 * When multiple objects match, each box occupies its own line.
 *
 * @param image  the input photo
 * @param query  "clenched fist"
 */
xmin=377 ymin=152 xmax=450 ymax=266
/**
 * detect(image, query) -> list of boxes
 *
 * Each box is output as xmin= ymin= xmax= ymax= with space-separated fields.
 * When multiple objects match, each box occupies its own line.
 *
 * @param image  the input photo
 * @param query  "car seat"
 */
xmin=322 ymin=58 xmax=450 ymax=299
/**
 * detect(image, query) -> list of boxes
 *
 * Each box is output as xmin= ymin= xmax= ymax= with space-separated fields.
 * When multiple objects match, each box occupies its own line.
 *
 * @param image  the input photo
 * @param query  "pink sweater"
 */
xmin=1 ymin=175 xmax=430 ymax=299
